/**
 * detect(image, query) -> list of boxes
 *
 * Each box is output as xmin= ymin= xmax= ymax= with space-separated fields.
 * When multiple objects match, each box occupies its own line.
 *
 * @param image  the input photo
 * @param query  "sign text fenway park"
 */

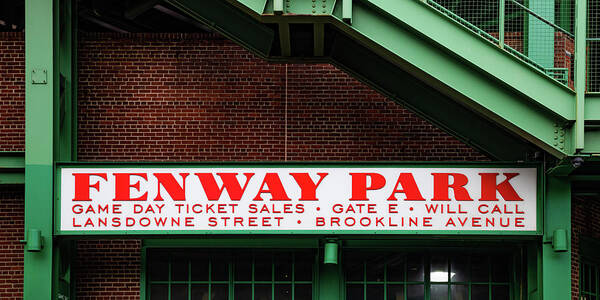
xmin=58 ymin=164 xmax=539 ymax=234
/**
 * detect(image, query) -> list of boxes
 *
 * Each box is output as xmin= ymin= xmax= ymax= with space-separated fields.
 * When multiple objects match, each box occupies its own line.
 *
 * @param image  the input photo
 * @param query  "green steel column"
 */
xmin=527 ymin=0 xmax=555 ymax=68
xmin=574 ymin=0 xmax=587 ymax=150
xmin=499 ymin=0 xmax=505 ymax=48
xmin=24 ymin=0 xmax=56 ymax=298
xmin=542 ymin=176 xmax=571 ymax=300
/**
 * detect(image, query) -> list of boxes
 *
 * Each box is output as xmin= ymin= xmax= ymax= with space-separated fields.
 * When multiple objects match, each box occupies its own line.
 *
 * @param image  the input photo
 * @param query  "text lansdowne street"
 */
xmin=60 ymin=167 xmax=537 ymax=232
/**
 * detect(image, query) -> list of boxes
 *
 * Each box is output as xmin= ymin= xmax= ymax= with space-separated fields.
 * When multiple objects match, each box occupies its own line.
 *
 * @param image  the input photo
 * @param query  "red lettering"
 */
xmin=72 ymin=173 xmax=108 ymax=201
xmin=431 ymin=173 xmax=473 ymax=201
xmin=387 ymin=173 xmax=425 ymax=201
xmin=195 ymin=173 xmax=254 ymax=200
xmin=289 ymin=173 xmax=328 ymax=201
xmin=349 ymin=173 xmax=386 ymax=201
xmin=479 ymin=173 xmax=523 ymax=201
xmin=154 ymin=173 xmax=189 ymax=201
xmin=253 ymin=173 xmax=291 ymax=201
xmin=113 ymin=173 xmax=148 ymax=201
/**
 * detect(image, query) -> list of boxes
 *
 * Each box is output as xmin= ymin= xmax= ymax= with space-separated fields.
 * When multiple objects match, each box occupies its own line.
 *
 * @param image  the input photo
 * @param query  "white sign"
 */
xmin=59 ymin=166 xmax=538 ymax=233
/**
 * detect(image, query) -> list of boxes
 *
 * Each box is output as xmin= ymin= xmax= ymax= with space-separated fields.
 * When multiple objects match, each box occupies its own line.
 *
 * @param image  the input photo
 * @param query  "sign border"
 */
xmin=54 ymin=161 xmax=543 ymax=236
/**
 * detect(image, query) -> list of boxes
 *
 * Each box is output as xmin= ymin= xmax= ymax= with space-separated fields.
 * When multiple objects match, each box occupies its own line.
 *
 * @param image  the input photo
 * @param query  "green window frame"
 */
xmin=145 ymin=248 xmax=317 ymax=300
xmin=343 ymin=250 xmax=516 ymax=300
xmin=580 ymin=237 xmax=600 ymax=300
xmin=580 ymin=261 xmax=599 ymax=300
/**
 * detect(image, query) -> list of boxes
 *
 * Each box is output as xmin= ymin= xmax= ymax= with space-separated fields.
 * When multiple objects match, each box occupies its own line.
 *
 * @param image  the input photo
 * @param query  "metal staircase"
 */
xmin=166 ymin=0 xmax=599 ymax=161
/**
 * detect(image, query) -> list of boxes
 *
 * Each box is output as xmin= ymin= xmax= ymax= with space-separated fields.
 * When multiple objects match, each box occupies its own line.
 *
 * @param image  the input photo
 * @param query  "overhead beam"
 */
xmin=124 ymin=0 xmax=162 ymax=20
xmin=330 ymin=34 xmax=538 ymax=161
xmin=313 ymin=23 xmax=324 ymax=56
xmin=279 ymin=22 xmax=291 ymax=56
xmin=167 ymin=0 xmax=275 ymax=57
xmin=336 ymin=1 xmax=571 ymax=157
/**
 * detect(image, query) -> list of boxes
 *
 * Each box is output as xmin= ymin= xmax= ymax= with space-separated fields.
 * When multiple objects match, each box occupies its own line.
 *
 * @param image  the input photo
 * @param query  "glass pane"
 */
xmin=491 ymin=285 xmax=509 ymax=300
xmin=386 ymin=284 xmax=404 ymax=300
xmin=274 ymin=253 xmax=293 ymax=281
xmin=191 ymin=284 xmax=209 ymax=300
xmin=366 ymin=285 xmax=384 ymax=300
xmin=149 ymin=253 xmax=169 ymax=281
xmin=406 ymin=285 xmax=424 ymax=300
xmin=255 ymin=254 xmax=272 ymax=281
xmin=591 ymin=266 xmax=598 ymax=293
xmin=366 ymin=253 xmax=385 ymax=282
xmin=295 ymin=284 xmax=312 ymax=300
xmin=430 ymin=284 xmax=448 ymax=300
xmin=212 ymin=284 xmax=229 ymax=300
xmin=407 ymin=255 xmax=424 ymax=282
xmin=491 ymin=256 xmax=510 ymax=282
xmin=295 ymin=253 xmax=314 ymax=281
xmin=150 ymin=284 xmax=168 ymax=300
xmin=471 ymin=285 xmax=489 ymax=300
xmin=431 ymin=256 xmax=449 ymax=282
xmin=451 ymin=284 xmax=467 ymax=300
xmin=191 ymin=257 xmax=209 ymax=281
xmin=471 ymin=256 xmax=489 ymax=282
xmin=386 ymin=255 xmax=405 ymax=282
xmin=234 ymin=284 xmax=252 ymax=300
xmin=235 ymin=254 xmax=253 ymax=281
xmin=344 ymin=253 xmax=364 ymax=282
xmin=172 ymin=255 xmax=189 ymax=281
xmin=212 ymin=257 xmax=229 ymax=281
xmin=346 ymin=285 xmax=364 ymax=300
xmin=450 ymin=256 xmax=469 ymax=282
xmin=275 ymin=284 xmax=292 ymax=300
xmin=255 ymin=284 xmax=272 ymax=300
xmin=171 ymin=284 xmax=189 ymax=300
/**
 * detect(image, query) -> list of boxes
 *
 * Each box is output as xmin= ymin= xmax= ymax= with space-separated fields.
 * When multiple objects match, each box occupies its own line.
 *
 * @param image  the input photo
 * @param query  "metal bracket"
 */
xmin=553 ymin=123 xmax=567 ymax=151
xmin=31 ymin=68 xmax=47 ymax=84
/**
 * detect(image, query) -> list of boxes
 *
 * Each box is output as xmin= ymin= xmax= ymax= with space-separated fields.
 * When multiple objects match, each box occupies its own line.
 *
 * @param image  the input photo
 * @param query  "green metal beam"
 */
xmin=329 ymin=34 xmax=539 ymax=161
xmin=0 ymin=152 xmax=25 ymax=169
xmin=352 ymin=0 xmax=574 ymax=120
xmin=575 ymin=0 xmax=587 ymax=150
xmin=25 ymin=0 xmax=55 ymax=298
xmin=336 ymin=1 xmax=571 ymax=157
xmin=542 ymin=176 xmax=571 ymax=299
xmin=586 ymin=94 xmax=600 ymax=121
xmin=167 ymin=0 xmax=275 ymax=57
xmin=278 ymin=22 xmax=291 ymax=56
xmin=222 ymin=0 xmax=578 ymax=157
xmin=313 ymin=23 xmax=325 ymax=56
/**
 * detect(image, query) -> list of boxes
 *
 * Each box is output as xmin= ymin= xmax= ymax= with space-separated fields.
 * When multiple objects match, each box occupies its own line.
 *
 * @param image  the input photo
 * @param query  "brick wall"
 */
xmin=0 ymin=186 xmax=24 ymax=299
xmin=74 ymin=32 xmax=489 ymax=299
xmin=77 ymin=33 xmax=486 ymax=162
xmin=572 ymin=196 xmax=600 ymax=300
xmin=0 ymin=32 xmax=24 ymax=152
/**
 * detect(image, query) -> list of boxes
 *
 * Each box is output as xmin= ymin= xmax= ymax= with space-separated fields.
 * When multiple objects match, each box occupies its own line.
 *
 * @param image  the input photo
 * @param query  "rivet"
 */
xmin=323 ymin=4 xmax=326 ymax=7
xmin=553 ymin=123 xmax=558 ymax=127
xmin=312 ymin=4 xmax=315 ymax=7
xmin=322 ymin=9 xmax=326 ymax=12
xmin=312 ymin=9 xmax=316 ymax=12
xmin=560 ymin=146 xmax=564 ymax=150
xmin=554 ymin=136 xmax=558 ymax=140
xmin=560 ymin=138 xmax=564 ymax=143
xmin=554 ymin=142 xmax=558 ymax=146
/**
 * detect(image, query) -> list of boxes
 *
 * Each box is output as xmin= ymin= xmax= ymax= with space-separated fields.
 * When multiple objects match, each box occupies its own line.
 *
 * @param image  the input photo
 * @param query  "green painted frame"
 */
xmin=139 ymin=238 xmax=533 ymax=300
xmin=141 ymin=247 xmax=319 ymax=300
xmin=53 ymin=161 xmax=544 ymax=236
